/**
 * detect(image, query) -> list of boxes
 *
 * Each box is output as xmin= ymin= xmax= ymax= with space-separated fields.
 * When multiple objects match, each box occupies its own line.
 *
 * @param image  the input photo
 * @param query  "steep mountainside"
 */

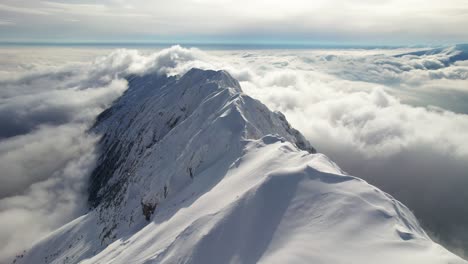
xmin=17 ymin=69 xmax=466 ymax=264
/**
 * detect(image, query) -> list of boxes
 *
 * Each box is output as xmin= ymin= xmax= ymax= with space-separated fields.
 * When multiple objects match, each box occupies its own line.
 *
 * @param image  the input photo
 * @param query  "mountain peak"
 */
xmin=88 ymin=68 xmax=315 ymax=210
xmin=178 ymin=68 xmax=242 ymax=93
xmin=16 ymin=68 xmax=466 ymax=264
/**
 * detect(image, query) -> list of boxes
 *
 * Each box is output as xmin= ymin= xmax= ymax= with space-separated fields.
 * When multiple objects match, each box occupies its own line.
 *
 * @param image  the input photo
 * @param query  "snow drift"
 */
xmin=13 ymin=68 xmax=466 ymax=264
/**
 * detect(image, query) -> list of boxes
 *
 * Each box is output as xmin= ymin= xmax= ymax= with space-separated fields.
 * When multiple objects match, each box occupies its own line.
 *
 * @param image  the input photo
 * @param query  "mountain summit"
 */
xmin=17 ymin=69 xmax=465 ymax=264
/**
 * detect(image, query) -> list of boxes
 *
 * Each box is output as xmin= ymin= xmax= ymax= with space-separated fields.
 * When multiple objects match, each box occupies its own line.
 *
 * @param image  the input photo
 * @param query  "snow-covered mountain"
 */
xmin=15 ymin=68 xmax=465 ymax=264
xmin=395 ymin=44 xmax=468 ymax=64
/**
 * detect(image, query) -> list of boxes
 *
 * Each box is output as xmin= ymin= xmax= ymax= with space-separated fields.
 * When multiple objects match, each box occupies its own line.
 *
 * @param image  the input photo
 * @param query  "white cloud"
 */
xmin=0 ymin=126 xmax=98 ymax=260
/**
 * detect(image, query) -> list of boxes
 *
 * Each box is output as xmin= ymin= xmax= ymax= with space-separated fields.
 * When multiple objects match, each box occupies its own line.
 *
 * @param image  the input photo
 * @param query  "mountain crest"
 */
xmin=87 ymin=68 xmax=316 ymax=238
xmin=17 ymin=68 xmax=465 ymax=264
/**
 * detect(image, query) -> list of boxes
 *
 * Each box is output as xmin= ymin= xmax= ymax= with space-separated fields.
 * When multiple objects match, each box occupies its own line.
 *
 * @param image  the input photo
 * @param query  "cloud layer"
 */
xmin=1 ymin=45 xmax=468 ymax=260
xmin=0 ymin=49 xmax=126 ymax=260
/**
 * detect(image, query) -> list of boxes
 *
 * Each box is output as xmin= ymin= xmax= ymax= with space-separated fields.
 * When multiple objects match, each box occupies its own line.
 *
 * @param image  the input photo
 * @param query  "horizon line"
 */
xmin=0 ymin=40 xmax=458 ymax=50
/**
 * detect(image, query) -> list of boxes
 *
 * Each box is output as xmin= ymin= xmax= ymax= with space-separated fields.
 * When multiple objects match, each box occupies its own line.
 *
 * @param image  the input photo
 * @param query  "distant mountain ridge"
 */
xmin=395 ymin=44 xmax=468 ymax=64
xmin=15 ymin=68 xmax=466 ymax=264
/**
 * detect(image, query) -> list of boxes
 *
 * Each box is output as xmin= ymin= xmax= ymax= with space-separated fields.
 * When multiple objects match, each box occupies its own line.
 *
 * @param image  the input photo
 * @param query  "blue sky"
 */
xmin=1 ymin=0 xmax=468 ymax=45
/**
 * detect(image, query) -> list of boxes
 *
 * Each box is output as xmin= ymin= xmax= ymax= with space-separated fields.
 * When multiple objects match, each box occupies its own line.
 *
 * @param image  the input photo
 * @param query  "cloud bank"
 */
xmin=1 ymin=45 xmax=468 ymax=260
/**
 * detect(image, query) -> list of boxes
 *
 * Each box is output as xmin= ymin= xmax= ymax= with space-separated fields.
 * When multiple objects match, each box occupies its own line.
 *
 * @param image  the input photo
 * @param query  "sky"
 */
xmin=1 ymin=0 xmax=468 ymax=45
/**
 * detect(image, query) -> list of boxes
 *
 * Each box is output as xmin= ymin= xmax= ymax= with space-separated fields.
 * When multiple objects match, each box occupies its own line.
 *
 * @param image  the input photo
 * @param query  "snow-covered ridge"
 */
xmin=395 ymin=44 xmax=468 ymax=64
xmin=89 ymin=68 xmax=315 ymax=208
xmin=16 ymin=68 xmax=465 ymax=264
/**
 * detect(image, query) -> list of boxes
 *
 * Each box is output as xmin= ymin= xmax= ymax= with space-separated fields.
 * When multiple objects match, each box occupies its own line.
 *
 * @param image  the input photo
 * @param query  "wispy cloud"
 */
xmin=41 ymin=1 xmax=150 ymax=18
xmin=0 ymin=19 xmax=14 ymax=26
xmin=0 ymin=3 xmax=51 ymax=15
xmin=0 ymin=0 xmax=467 ymax=43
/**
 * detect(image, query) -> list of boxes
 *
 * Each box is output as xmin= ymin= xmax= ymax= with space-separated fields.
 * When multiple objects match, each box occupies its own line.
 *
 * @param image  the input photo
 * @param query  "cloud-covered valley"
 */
xmin=0 ymin=45 xmax=467 ymax=260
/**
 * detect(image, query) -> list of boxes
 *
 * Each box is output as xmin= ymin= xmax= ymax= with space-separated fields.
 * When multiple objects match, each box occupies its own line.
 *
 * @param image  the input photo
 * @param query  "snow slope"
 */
xmin=16 ymin=68 xmax=466 ymax=264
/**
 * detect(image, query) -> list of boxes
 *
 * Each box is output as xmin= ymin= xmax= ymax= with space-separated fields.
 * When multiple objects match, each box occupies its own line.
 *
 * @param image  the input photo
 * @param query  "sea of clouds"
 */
xmin=0 ymin=45 xmax=467 ymax=260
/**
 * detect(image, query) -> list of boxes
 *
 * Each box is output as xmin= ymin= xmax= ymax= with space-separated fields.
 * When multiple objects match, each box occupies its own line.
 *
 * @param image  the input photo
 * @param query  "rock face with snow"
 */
xmin=18 ymin=69 xmax=465 ymax=264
